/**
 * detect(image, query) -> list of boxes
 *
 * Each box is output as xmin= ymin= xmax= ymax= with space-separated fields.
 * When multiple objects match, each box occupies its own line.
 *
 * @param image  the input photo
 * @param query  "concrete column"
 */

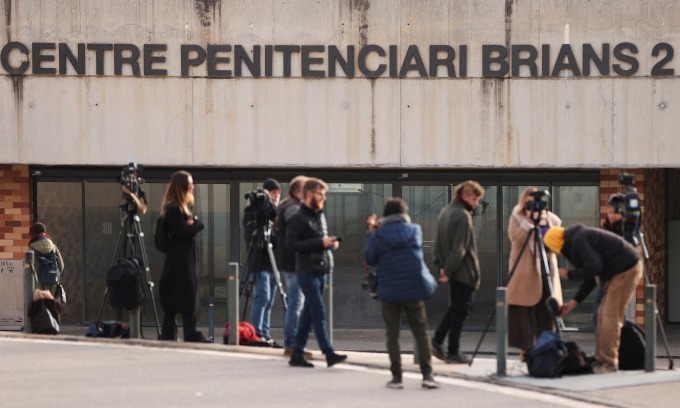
xmin=129 ymin=306 xmax=141 ymax=338
xmin=23 ymin=251 xmax=35 ymax=332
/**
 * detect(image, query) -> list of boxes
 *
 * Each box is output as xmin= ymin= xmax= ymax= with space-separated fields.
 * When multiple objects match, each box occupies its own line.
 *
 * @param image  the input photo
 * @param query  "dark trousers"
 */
xmin=434 ymin=281 xmax=474 ymax=354
xmin=162 ymin=312 xmax=197 ymax=341
xmin=381 ymin=300 xmax=432 ymax=379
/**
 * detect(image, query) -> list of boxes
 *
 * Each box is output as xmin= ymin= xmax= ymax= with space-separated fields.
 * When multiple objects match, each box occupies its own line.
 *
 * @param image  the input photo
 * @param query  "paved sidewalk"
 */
xmin=3 ymin=324 xmax=680 ymax=407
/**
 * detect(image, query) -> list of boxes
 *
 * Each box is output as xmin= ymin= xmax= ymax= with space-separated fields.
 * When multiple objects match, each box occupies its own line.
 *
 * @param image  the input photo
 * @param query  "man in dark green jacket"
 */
xmin=431 ymin=180 xmax=484 ymax=364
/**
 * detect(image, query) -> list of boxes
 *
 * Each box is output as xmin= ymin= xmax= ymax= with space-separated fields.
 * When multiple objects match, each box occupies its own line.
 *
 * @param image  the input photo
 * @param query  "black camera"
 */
xmin=244 ymin=188 xmax=277 ymax=220
xmin=119 ymin=162 xmax=144 ymax=196
xmin=618 ymin=173 xmax=642 ymax=244
xmin=525 ymin=190 xmax=551 ymax=212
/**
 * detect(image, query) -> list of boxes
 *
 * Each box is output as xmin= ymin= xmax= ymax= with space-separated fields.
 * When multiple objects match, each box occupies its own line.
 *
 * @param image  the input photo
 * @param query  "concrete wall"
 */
xmin=1 ymin=0 xmax=679 ymax=168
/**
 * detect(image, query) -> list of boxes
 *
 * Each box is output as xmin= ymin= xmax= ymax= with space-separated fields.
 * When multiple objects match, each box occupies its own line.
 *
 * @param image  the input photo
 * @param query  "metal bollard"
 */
xmin=129 ymin=306 xmax=141 ymax=338
xmin=208 ymin=297 xmax=215 ymax=343
xmin=496 ymin=288 xmax=508 ymax=376
xmin=645 ymin=284 xmax=657 ymax=373
xmin=23 ymin=251 xmax=35 ymax=332
xmin=324 ymin=271 xmax=333 ymax=344
xmin=227 ymin=262 xmax=239 ymax=345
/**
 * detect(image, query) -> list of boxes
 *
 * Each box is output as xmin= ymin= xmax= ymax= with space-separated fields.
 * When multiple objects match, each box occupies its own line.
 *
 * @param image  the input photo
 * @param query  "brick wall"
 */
xmin=0 ymin=165 xmax=31 ymax=259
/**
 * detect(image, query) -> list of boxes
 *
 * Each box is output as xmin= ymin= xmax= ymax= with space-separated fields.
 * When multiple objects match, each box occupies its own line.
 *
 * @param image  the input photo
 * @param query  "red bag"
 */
xmin=223 ymin=321 xmax=259 ymax=345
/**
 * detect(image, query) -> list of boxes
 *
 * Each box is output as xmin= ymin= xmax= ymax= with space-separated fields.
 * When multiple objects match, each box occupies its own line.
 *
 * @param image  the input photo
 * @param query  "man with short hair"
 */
xmin=246 ymin=178 xmax=282 ymax=346
xmin=544 ymin=224 xmax=643 ymax=373
xmin=286 ymin=178 xmax=347 ymax=368
xmin=431 ymin=180 xmax=484 ymax=364
xmin=275 ymin=175 xmax=313 ymax=359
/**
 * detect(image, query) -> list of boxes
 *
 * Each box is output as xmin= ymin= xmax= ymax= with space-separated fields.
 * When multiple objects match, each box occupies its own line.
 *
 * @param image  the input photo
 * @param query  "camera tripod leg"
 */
xmin=267 ymin=243 xmax=288 ymax=310
xmin=131 ymin=217 xmax=161 ymax=339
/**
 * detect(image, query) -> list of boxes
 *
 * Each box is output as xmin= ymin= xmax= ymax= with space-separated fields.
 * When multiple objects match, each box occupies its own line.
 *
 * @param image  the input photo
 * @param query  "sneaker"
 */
xmin=445 ymin=352 xmax=471 ymax=364
xmin=386 ymin=379 xmax=404 ymax=390
xmin=421 ymin=375 xmax=440 ymax=389
xmin=289 ymin=353 xmax=314 ymax=368
xmin=431 ymin=339 xmax=446 ymax=361
xmin=326 ymin=352 xmax=348 ymax=367
xmin=592 ymin=361 xmax=617 ymax=374
xmin=256 ymin=338 xmax=283 ymax=348
xmin=284 ymin=347 xmax=314 ymax=360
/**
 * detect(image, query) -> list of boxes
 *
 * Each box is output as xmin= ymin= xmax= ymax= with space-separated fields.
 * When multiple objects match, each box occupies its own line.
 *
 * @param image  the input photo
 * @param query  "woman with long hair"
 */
xmin=28 ymin=222 xmax=65 ymax=294
xmin=506 ymin=187 xmax=563 ymax=360
xmin=158 ymin=170 xmax=208 ymax=342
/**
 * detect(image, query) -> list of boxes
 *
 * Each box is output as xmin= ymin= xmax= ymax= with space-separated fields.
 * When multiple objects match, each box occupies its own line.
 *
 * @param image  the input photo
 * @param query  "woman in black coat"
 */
xmin=158 ymin=170 xmax=208 ymax=342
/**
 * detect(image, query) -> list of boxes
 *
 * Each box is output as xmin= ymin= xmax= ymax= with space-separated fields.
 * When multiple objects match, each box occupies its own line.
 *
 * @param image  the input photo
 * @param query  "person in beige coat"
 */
xmin=507 ymin=187 xmax=563 ymax=359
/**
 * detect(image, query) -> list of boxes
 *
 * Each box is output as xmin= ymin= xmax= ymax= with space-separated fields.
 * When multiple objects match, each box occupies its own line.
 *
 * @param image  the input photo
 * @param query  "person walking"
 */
xmin=506 ymin=187 xmax=563 ymax=360
xmin=28 ymin=222 xmax=65 ymax=295
xmin=275 ymin=175 xmax=313 ymax=359
xmin=431 ymin=180 xmax=484 ymax=364
xmin=544 ymin=224 xmax=643 ymax=373
xmin=158 ymin=170 xmax=209 ymax=343
xmin=286 ymin=178 xmax=347 ymax=368
xmin=365 ymin=198 xmax=439 ymax=389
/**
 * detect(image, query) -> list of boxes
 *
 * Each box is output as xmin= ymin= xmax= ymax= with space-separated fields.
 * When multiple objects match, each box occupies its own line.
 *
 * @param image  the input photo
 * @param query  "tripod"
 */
xmin=239 ymin=221 xmax=288 ymax=322
xmin=470 ymin=217 xmax=563 ymax=366
xmin=96 ymin=201 xmax=161 ymax=338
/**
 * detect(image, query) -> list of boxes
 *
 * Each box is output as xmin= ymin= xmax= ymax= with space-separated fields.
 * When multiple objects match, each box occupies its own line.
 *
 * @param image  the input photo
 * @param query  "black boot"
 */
xmin=185 ymin=332 xmax=211 ymax=343
xmin=326 ymin=352 xmax=347 ymax=367
xmin=289 ymin=353 xmax=314 ymax=368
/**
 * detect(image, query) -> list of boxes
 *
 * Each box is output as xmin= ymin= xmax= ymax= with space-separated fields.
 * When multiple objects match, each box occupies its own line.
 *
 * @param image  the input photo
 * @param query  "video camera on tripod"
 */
xmin=524 ymin=190 xmax=551 ymax=223
xmin=117 ymin=162 xmax=147 ymax=215
xmin=617 ymin=173 xmax=642 ymax=245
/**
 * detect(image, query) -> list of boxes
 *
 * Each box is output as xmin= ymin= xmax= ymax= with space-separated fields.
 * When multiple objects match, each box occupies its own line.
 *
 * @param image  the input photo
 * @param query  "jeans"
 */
xmin=434 ymin=281 xmax=474 ymax=354
xmin=381 ymin=300 xmax=432 ymax=379
xmin=294 ymin=271 xmax=333 ymax=356
xmin=283 ymin=271 xmax=305 ymax=348
xmin=251 ymin=270 xmax=277 ymax=339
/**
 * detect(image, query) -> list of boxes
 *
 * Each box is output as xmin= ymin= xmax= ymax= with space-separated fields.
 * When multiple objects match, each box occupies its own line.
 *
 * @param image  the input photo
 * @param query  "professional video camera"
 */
xmin=244 ymin=188 xmax=277 ymax=221
xmin=618 ymin=173 xmax=642 ymax=244
xmin=119 ymin=162 xmax=144 ymax=196
xmin=524 ymin=190 xmax=551 ymax=222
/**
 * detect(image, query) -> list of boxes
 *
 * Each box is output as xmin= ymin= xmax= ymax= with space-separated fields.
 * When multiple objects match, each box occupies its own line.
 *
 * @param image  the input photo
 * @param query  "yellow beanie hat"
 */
xmin=543 ymin=226 xmax=565 ymax=254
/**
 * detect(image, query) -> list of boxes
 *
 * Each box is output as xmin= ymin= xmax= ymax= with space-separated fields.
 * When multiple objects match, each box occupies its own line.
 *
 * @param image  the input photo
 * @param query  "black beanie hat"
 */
xmin=262 ymin=178 xmax=281 ymax=191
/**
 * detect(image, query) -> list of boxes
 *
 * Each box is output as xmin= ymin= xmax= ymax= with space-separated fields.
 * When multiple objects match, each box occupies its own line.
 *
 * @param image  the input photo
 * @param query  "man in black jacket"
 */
xmin=286 ymin=178 xmax=347 ymax=368
xmin=275 ymin=175 xmax=312 ymax=359
xmin=543 ymin=224 xmax=643 ymax=373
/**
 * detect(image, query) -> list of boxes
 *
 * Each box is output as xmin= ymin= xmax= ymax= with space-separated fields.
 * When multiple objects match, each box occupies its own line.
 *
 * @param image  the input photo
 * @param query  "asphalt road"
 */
xmin=0 ymin=337 xmax=596 ymax=408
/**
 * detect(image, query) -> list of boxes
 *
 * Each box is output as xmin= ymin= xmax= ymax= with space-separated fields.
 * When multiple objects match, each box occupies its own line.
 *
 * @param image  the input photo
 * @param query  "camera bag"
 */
xmin=618 ymin=320 xmax=645 ymax=370
xmin=106 ymin=257 xmax=144 ymax=310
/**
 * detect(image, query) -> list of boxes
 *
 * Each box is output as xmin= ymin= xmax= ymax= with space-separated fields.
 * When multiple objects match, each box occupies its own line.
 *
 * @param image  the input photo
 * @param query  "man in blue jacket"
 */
xmin=365 ymin=198 xmax=439 ymax=390
xmin=544 ymin=224 xmax=643 ymax=373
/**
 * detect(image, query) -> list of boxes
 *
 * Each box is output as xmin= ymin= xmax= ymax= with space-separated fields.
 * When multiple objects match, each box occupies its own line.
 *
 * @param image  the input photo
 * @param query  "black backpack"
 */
xmin=619 ymin=320 xmax=645 ymax=370
xmin=154 ymin=215 xmax=169 ymax=253
xmin=525 ymin=330 xmax=568 ymax=378
xmin=106 ymin=257 xmax=144 ymax=310
xmin=36 ymin=250 xmax=60 ymax=285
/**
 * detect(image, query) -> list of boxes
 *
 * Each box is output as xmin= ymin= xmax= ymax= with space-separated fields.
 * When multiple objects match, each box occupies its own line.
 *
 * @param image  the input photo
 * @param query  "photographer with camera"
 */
xmin=543 ymin=225 xmax=643 ymax=373
xmin=506 ymin=188 xmax=563 ymax=361
xmin=365 ymin=198 xmax=439 ymax=389
xmin=286 ymin=178 xmax=347 ymax=368
xmin=243 ymin=178 xmax=282 ymax=347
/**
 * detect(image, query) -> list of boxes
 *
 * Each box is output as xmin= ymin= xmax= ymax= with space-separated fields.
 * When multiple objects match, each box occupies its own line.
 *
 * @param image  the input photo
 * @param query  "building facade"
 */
xmin=1 ymin=1 xmax=679 ymax=330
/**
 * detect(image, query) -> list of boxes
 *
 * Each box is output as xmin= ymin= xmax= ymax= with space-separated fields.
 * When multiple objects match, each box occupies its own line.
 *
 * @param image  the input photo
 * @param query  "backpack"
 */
xmin=223 ymin=321 xmax=259 ymax=345
xmin=525 ymin=330 xmax=568 ymax=378
xmin=619 ymin=320 xmax=645 ymax=370
xmin=154 ymin=215 xmax=169 ymax=253
xmin=35 ymin=250 xmax=60 ymax=285
xmin=106 ymin=257 xmax=144 ymax=310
